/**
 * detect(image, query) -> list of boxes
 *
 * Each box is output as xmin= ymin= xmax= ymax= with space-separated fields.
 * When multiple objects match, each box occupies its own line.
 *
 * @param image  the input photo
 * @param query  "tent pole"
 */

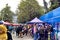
xmin=56 ymin=23 xmax=59 ymax=40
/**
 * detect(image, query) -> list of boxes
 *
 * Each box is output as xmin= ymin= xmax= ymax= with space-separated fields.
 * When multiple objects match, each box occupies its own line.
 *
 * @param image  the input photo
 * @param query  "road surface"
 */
xmin=12 ymin=33 xmax=33 ymax=40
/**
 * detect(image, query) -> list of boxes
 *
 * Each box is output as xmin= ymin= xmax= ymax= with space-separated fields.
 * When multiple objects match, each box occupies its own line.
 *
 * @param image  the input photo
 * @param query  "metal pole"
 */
xmin=56 ymin=23 xmax=59 ymax=40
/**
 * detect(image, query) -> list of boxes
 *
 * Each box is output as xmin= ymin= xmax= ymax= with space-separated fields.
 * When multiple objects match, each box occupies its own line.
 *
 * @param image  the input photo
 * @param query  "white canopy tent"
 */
xmin=30 ymin=17 xmax=43 ymax=23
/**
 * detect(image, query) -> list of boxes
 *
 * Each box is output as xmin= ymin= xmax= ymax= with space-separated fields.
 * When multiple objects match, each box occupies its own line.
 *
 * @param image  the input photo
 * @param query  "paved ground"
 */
xmin=12 ymin=33 xmax=33 ymax=40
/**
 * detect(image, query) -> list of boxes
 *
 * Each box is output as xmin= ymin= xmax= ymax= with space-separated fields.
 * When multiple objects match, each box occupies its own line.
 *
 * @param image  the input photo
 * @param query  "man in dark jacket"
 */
xmin=17 ymin=25 xmax=23 ymax=38
xmin=5 ymin=25 xmax=13 ymax=40
xmin=45 ymin=28 xmax=48 ymax=40
xmin=7 ymin=31 xmax=13 ymax=40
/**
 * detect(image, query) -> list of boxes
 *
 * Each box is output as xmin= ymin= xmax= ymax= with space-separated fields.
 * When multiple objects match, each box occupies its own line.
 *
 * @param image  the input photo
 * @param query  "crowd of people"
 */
xmin=14 ymin=23 xmax=55 ymax=40
xmin=0 ymin=22 xmax=13 ymax=40
xmin=26 ymin=23 xmax=54 ymax=40
xmin=0 ymin=22 xmax=55 ymax=40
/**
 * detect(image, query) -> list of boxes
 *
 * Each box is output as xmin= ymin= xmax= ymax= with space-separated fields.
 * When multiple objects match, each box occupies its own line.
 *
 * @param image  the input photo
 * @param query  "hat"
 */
xmin=0 ymin=21 xmax=3 ymax=24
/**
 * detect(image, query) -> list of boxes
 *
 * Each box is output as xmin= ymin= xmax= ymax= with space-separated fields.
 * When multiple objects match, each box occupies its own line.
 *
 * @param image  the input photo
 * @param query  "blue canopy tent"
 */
xmin=40 ymin=7 xmax=60 ymax=40
xmin=40 ymin=7 xmax=60 ymax=22
xmin=47 ymin=16 xmax=60 ymax=40
xmin=45 ymin=7 xmax=60 ymax=27
xmin=40 ymin=11 xmax=53 ymax=22
xmin=45 ymin=7 xmax=60 ymax=21
xmin=40 ymin=7 xmax=60 ymax=26
xmin=40 ymin=7 xmax=60 ymax=28
xmin=47 ymin=16 xmax=60 ymax=22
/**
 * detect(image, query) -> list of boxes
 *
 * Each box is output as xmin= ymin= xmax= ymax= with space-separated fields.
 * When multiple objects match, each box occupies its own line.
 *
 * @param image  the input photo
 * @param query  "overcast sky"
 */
xmin=0 ymin=0 xmax=50 ymax=13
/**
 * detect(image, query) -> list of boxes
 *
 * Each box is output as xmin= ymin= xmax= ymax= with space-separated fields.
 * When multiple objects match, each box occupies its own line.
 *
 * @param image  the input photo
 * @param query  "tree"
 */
xmin=0 ymin=16 xmax=2 ymax=20
xmin=17 ymin=0 xmax=44 ymax=23
xmin=0 ymin=12 xmax=2 ymax=20
xmin=43 ymin=0 xmax=48 ymax=12
xmin=49 ymin=0 xmax=59 ymax=11
xmin=0 ymin=4 xmax=14 ymax=22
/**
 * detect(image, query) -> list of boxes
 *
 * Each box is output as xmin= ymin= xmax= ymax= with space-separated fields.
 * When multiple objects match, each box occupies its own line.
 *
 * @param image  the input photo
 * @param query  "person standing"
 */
xmin=44 ymin=26 xmax=48 ymax=40
xmin=5 ymin=25 xmax=13 ymax=40
xmin=0 ymin=24 xmax=7 ymax=40
xmin=33 ymin=24 xmax=38 ymax=40
xmin=16 ymin=26 xmax=19 ymax=36
xmin=23 ymin=26 xmax=28 ymax=36
xmin=39 ymin=25 xmax=45 ymax=40
xmin=18 ymin=25 xmax=23 ymax=38
xmin=7 ymin=31 xmax=13 ymax=40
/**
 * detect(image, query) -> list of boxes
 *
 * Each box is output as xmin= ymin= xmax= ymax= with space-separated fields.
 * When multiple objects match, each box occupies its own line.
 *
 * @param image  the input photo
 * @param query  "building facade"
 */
xmin=13 ymin=14 xmax=17 ymax=23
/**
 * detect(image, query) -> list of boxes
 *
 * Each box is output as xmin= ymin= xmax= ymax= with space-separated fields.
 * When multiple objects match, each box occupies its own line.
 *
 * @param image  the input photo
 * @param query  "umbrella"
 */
xmin=3 ymin=22 xmax=11 ymax=25
xmin=12 ymin=24 xmax=20 ymax=26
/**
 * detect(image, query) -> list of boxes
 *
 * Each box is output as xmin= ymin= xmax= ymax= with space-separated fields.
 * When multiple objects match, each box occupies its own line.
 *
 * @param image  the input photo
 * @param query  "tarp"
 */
xmin=40 ymin=11 xmax=53 ymax=21
xmin=47 ymin=7 xmax=60 ymax=22
xmin=40 ymin=7 xmax=60 ymax=23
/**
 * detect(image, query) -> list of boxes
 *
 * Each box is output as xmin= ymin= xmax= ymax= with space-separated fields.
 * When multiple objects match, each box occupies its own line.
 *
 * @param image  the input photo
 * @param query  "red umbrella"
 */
xmin=3 ymin=22 xmax=11 ymax=25
xmin=12 ymin=24 xmax=20 ymax=26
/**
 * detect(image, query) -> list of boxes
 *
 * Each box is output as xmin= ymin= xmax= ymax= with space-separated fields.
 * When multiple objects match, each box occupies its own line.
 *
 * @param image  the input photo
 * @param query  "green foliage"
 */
xmin=49 ymin=4 xmax=58 ymax=11
xmin=0 ymin=4 xmax=14 ymax=22
xmin=0 ymin=12 xmax=2 ymax=20
xmin=0 ymin=16 xmax=2 ymax=20
xmin=49 ymin=0 xmax=59 ymax=11
xmin=17 ymin=0 xmax=44 ymax=23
